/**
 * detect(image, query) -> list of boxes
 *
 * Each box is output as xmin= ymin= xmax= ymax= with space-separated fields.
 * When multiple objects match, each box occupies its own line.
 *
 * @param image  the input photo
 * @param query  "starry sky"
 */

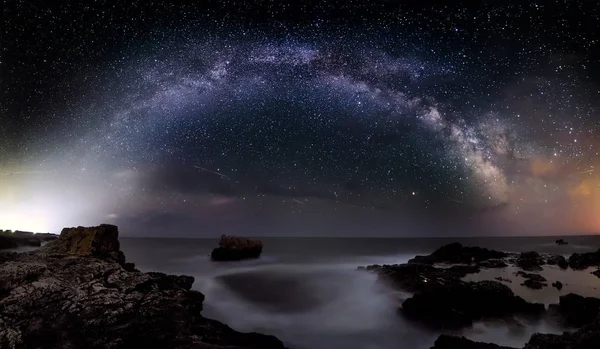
xmin=1 ymin=1 xmax=600 ymax=236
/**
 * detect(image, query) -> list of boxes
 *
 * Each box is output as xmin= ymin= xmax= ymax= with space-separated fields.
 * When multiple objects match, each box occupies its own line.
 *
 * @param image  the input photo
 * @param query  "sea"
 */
xmin=118 ymin=236 xmax=600 ymax=349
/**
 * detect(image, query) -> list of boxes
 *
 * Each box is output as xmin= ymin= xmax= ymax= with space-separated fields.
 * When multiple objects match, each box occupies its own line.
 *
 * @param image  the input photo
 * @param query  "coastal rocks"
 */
xmin=548 ymin=293 xmax=600 ymax=327
xmin=401 ymin=280 xmax=545 ymax=329
xmin=0 ymin=230 xmax=58 ymax=250
xmin=211 ymin=235 xmax=263 ymax=261
xmin=495 ymin=277 xmax=512 ymax=283
xmin=592 ymin=269 xmax=600 ymax=278
xmin=552 ymin=281 xmax=563 ymax=290
xmin=431 ymin=335 xmax=516 ymax=349
xmin=41 ymin=224 xmax=125 ymax=263
xmin=568 ymin=249 xmax=600 ymax=270
xmin=516 ymin=251 xmax=545 ymax=271
xmin=546 ymin=254 xmax=569 ymax=269
xmin=0 ymin=225 xmax=286 ymax=349
xmin=363 ymin=263 xmax=480 ymax=293
xmin=515 ymin=271 xmax=547 ymax=289
xmin=524 ymin=321 xmax=600 ymax=349
xmin=555 ymin=239 xmax=568 ymax=245
xmin=408 ymin=243 xmax=507 ymax=265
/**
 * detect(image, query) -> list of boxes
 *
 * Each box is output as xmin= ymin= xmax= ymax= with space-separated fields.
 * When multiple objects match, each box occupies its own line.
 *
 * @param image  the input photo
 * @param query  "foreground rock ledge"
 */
xmin=0 ymin=224 xmax=285 ymax=349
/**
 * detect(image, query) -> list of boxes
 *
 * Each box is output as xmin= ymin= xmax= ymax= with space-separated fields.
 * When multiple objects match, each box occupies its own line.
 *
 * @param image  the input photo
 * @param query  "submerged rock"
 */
xmin=408 ymin=242 xmax=507 ymax=265
xmin=400 ymin=280 xmax=545 ymax=329
xmin=431 ymin=335 xmax=516 ymax=349
xmin=211 ymin=235 xmax=263 ymax=261
xmin=552 ymin=281 xmax=563 ymax=290
xmin=592 ymin=269 xmax=600 ymax=278
xmin=0 ymin=225 xmax=285 ymax=349
xmin=569 ymin=249 xmax=600 ymax=270
xmin=515 ymin=271 xmax=547 ymax=289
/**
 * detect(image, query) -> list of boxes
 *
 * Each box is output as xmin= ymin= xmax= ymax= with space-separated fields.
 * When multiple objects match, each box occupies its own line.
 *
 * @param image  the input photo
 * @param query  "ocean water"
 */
xmin=119 ymin=236 xmax=600 ymax=349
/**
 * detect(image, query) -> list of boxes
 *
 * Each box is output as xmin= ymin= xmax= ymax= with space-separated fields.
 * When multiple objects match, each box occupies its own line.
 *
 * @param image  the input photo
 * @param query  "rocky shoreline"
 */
xmin=0 ymin=224 xmax=286 ymax=349
xmin=360 ymin=242 xmax=600 ymax=348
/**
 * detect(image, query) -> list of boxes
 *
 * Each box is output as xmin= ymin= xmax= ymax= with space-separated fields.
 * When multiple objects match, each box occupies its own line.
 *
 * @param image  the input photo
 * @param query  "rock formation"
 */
xmin=514 ymin=271 xmax=547 ymax=289
xmin=431 ymin=335 xmax=516 ymax=349
xmin=0 ymin=230 xmax=58 ymax=250
xmin=408 ymin=242 xmax=507 ymax=265
xmin=0 ymin=225 xmax=285 ymax=349
xmin=555 ymin=239 xmax=568 ymax=245
xmin=569 ymin=249 xmax=600 ymax=270
xmin=516 ymin=251 xmax=545 ymax=271
xmin=545 ymin=254 xmax=569 ymax=269
xmin=211 ymin=235 xmax=263 ymax=261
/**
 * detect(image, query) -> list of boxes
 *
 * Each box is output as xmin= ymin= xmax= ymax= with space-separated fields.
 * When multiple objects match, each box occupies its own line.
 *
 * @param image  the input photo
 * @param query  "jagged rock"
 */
xmin=547 ymin=293 xmax=600 ymax=327
xmin=514 ymin=271 xmax=547 ymax=282
xmin=592 ymin=269 xmax=600 ymax=278
xmin=363 ymin=263 xmax=480 ymax=293
xmin=408 ymin=243 xmax=507 ymax=265
xmin=41 ymin=224 xmax=125 ymax=263
xmin=517 ymin=251 xmax=545 ymax=271
xmin=555 ymin=239 xmax=568 ymax=245
xmin=431 ymin=335 xmax=516 ymax=349
xmin=552 ymin=281 xmax=563 ymax=290
xmin=0 ymin=225 xmax=286 ymax=349
xmin=479 ymin=259 xmax=508 ymax=268
xmin=515 ymin=271 xmax=547 ymax=289
xmin=569 ymin=249 xmax=600 ymax=270
xmin=495 ymin=277 xmax=512 ymax=283
xmin=401 ymin=280 xmax=545 ymax=329
xmin=524 ymin=321 xmax=600 ymax=349
xmin=546 ymin=254 xmax=569 ymax=269
xmin=521 ymin=279 xmax=547 ymax=289
xmin=211 ymin=235 xmax=263 ymax=261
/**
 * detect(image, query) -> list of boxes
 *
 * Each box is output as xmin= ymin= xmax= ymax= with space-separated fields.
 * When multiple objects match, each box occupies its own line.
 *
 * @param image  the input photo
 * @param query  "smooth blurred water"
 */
xmin=119 ymin=236 xmax=600 ymax=349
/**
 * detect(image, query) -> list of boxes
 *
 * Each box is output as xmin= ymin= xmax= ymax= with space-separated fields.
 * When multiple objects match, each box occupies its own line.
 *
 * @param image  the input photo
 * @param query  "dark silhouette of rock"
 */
xmin=0 ymin=235 xmax=19 ymax=249
xmin=569 ymin=249 xmax=600 ymax=270
xmin=495 ymin=277 xmax=512 ymax=283
xmin=547 ymin=293 xmax=600 ymax=327
xmin=431 ymin=335 xmax=516 ymax=349
xmin=546 ymin=254 xmax=569 ymax=269
xmin=408 ymin=243 xmax=507 ymax=265
xmin=400 ymin=280 xmax=545 ymax=329
xmin=517 ymin=251 xmax=545 ymax=271
xmin=0 ymin=230 xmax=57 ymax=249
xmin=211 ymin=235 xmax=263 ymax=261
xmin=552 ymin=281 xmax=563 ymax=290
xmin=514 ymin=271 xmax=547 ymax=289
xmin=363 ymin=263 xmax=480 ymax=293
xmin=0 ymin=225 xmax=286 ymax=349
xmin=555 ymin=239 xmax=568 ymax=245
xmin=524 ymin=321 xmax=600 ymax=349
xmin=592 ymin=269 xmax=600 ymax=278
xmin=479 ymin=259 xmax=509 ymax=268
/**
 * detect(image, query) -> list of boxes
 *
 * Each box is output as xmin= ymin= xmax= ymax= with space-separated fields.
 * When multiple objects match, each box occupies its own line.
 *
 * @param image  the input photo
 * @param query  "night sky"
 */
xmin=2 ymin=1 xmax=600 ymax=236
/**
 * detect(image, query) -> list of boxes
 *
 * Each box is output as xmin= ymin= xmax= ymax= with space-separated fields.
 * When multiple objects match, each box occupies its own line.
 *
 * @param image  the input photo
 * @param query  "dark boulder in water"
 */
xmin=211 ymin=234 xmax=263 ymax=261
xmin=517 ymin=251 xmax=544 ymax=271
xmin=401 ymin=280 xmax=545 ymax=329
xmin=555 ymin=239 xmax=568 ymax=245
xmin=0 ymin=224 xmax=286 ymax=349
xmin=592 ymin=269 xmax=600 ymax=278
xmin=546 ymin=254 xmax=569 ymax=269
xmin=515 ymin=271 xmax=547 ymax=289
xmin=548 ymin=293 xmax=600 ymax=327
xmin=431 ymin=335 xmax=516 ymax=349
xmin=552 ymin=281 xmax=563 ymax=290
xmin=408 ymin=242 xmax=507 ymax=265
xmin=569 ymin=249 xmax=600 ymax=270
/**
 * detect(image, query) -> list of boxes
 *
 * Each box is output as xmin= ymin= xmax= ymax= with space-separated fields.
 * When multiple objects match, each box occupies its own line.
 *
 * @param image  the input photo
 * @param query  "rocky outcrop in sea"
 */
xmin=0 ymin=224 xmax=285 ymax=349
xmin=211 ymin=235 xmax=263 ymax=261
